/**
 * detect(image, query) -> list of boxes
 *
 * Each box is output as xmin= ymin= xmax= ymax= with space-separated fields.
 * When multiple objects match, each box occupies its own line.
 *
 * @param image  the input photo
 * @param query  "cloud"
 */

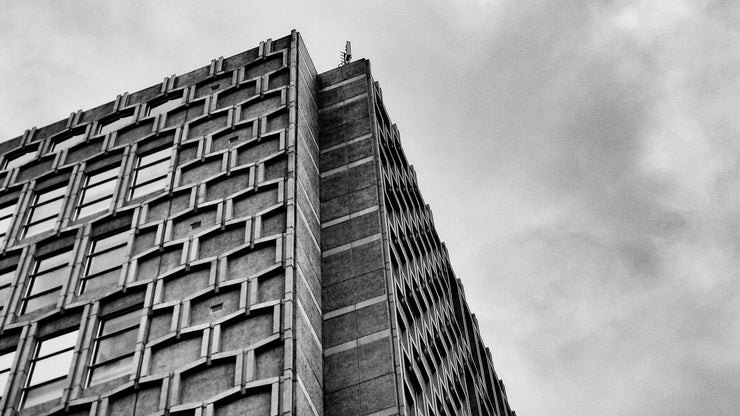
xmin=437 ymin=1 xmax=740 ymax=414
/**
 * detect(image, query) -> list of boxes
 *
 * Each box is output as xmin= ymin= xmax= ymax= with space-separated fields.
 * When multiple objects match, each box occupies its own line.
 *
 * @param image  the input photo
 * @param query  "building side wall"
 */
xmin=0 ymin=30 xmax=518 ymax=416
xmin=292 ymin=33 xmax=323 ymax=416
xmin=0 ymin=34 xmax=301 ymax=416
xmin=318 ymin=60 xmax=402 ymax=416
xmin=372 ymin=82 xmax=516 ymax=415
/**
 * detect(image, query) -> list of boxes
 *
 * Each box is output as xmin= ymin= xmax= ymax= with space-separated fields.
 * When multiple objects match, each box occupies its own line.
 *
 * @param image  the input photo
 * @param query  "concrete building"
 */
xmin=0 ymin=31 xmax=516 ymax=416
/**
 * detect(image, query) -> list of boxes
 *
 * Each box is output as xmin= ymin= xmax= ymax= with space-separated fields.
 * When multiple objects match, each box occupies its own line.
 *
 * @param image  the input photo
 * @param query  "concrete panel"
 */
xmin=180 ymin=360 xmax=236 ymax=404
xmin=151 ymin=335 xmax=201 ymax=374
xmin=215 ymin=389 xmax=271 ymax=416
xmin=221 ymin=312 xmax=273 ymax=352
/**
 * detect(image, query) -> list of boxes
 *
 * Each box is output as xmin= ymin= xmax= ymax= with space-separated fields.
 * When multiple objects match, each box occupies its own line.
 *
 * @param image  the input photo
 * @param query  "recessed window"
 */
xmin=22 ymin=250 xmax=71 ymax=314
xmin=76 ymin=166 xmax=120 ymax=219
xmin=98 ymin=114 xmax=134 ymax=136
xmin=0 ymin=203 xmax=16 ymax=243
xmin=209 ymin=303 xmax=223 ymax=314
xmin=22 ymin=329 xmax=78 ymax=409
xmin=0 ymin=268 xmax=16 ymax=313
xmin=3 ymin=150 xmax=37 ymax=170
xmin=79 ymin=232 xmax=128 ymax=295
xmin=147 ymin=98 xmax=181 ymax=118
xmin=190 ymin=221 xmax=201 ymax=230
xmin=87 ymin=308 xmax=140 ymax=386
xmin=49 ymin=131 xmax=85 ymax=153
xmin=23 ymin=185 xmax=67 ymax=238
xmin=128 ymin=148 xmax=170 ymax=200
xmin=0 ymin=349 xmax=15 ymax=401
xmin=210 ymin=84 xmax=220 ymax=92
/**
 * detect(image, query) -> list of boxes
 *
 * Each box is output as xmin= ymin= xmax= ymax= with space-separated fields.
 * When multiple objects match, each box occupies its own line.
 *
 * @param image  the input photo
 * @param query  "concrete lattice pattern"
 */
xmin=0 ymin=31 xmax=515 ymax=416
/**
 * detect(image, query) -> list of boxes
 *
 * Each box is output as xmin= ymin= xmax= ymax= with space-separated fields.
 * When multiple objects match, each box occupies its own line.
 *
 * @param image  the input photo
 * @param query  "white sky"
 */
xmin=2 ymin=1 xmax=739 ymax=414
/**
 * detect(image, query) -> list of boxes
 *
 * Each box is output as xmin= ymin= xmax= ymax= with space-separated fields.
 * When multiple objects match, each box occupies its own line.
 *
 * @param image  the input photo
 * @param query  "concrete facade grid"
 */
xmin=0 ymin=30 xmax=515 ymax=416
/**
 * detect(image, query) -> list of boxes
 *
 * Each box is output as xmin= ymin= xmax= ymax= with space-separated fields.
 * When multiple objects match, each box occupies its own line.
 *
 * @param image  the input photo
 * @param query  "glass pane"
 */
xmin=0 ymin=371 xmax=8 ymax=396
xmin=22 ymin=377 xmax=65 ymax=408
xmin=0 ymin=351 xmax=14 ymax=370
xmin=134 ymin=163 xmax=167 ymax=184
xmin=4 ymin=151 xmax=37 ymax=170
xmin=138 ymin=148 xmax=171 ymax=167
xmin=82 ymin=179 xmax=116 ymax=203
xmin=0 ymin=204 xmax=15 ymax=217
xmin=94 ymin=232 xmax=128 ymax=252
xmin=29 ymin=350 xmax=73 ymax=385
xmin=88 ymin=356 xmax=131 ymax=386
xmin=29 ymin=199 xmax=64 ymax=223
xmin=0 ymin=270 xmax=14 ymax=286
xmin=24 ymin=218 xmax=56 ymax=237
xmin=37 ymin=252 xmax=69 ymax=272
xmin=36 ymin=187 xmax=66 ymax=204
xmin=76 ymin=198 xmax=111 ymax=219
xmin=87 ymin=246 xmax=126 ymax=276
xmin=79 ymin=268 xmax=120 ymax=295
xmin=29 ymin=267 xmax=69 ymax=295
xmin=88 ymin=167 xmax=119 ymax=185
xmin=98 ymin=115 xmax=134 ymax=136
xmin=37 ymin=330 xmax=78 ymax=357
xmin=51 ymin=133 xmax=85 ymax=152
xmin=0 ymin=287 xmax=9 ymax=308
xmin=130 ymin=177 xmax=167 ymax=200
xmin=101 ymin=310 xmax=141 ymax=336
xmin=95 ymin=329 xmax=137 ymax=362
xmin=148 ymin=98 xmax=181 ymax=118
xmin=23 ymin=291 xmax=58 ymax=313
xmin=0 ymin=216 xmax=11 ymax=236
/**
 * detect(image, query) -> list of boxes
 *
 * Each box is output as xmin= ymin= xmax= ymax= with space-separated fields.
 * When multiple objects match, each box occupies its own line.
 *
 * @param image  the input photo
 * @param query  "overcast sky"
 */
xmin=2 ymin=1 xmax=739 ymax=415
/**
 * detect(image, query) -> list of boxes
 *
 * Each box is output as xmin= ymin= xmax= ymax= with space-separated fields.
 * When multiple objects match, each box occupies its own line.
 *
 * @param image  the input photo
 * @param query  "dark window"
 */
xmin=98 ymin=114 xmax=135 ymax=136
xmin=76 ymin=166 xmax=120 ymax=219
xmin=79 ymin=232 xmax=128 ymax=295
xmin=147 ymin=98 xmax=181 ymax=118
xmin=22 ymin=250 xmax=71 ymax=314
xmin=87 ymin=308 xmax=140 ymax=386
xmin=0 ymin=349 xmax=15 ymax=400
xmin=210 ymin=303 xmax=223 ymax=314
xmin=22 ymin=329 xmax=78 ymax=408
xmin=3 ymin=150 xmax=37 ymax=170
xmin=0 ymin=203 xmax=16 ymax=243
xmin=0 ymin=267 xmax=16 ymax=313
xmin=128 ymin=148 xmax=170 ymax=200
xmin=49 ymin=132 xmax=85 ymax=153
xmin=23 ymin=186 xmax=66 ymax=238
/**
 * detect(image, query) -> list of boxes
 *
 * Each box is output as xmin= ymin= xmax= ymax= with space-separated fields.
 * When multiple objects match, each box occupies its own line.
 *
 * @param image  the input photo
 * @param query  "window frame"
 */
xmin=22 ymin=185 xmax=67 ymax=238
xmin=0 ymin=266 xmax=16 ymax=313
xmin=2 ymin=149 xmax=38 ymax=171
xmin=0 ymin=202 xmax=17 ymax=243
xmin=21 ymin=329 xmax=79 ymax=409
xmin=86 ymin=306 xmax=141 ymax=387
xmin=146 ymin=97 xmax=182 ymax=118
xmin=0 ymin=348 xmax=15 ymax=401
xmin=127 ymin=147 xmax=171 ymax=200
xmin=78 ymin=230 xmax=129 ymax=295
xmin=21 ymin=249 xmax=72 ymax=314
xmin=97 ymin=113 xmax=135 ymax=136
xmin=75 ymin=165 xmax=121 ymax=220
xmin=48 ymin=130 xmax=86 ymax=154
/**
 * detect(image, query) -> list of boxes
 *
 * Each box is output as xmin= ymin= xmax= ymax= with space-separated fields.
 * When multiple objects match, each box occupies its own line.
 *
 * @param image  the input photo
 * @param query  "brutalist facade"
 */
xmin=0 ymin=31 xmax=515 ymax=416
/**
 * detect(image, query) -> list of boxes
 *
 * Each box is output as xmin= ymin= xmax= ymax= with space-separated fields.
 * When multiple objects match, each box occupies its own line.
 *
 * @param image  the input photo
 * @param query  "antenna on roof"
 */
xmin=339 ymin=41 xmax=352 ymax=67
